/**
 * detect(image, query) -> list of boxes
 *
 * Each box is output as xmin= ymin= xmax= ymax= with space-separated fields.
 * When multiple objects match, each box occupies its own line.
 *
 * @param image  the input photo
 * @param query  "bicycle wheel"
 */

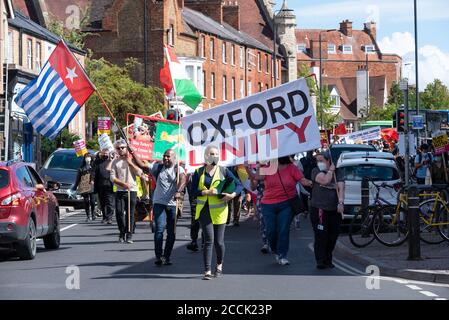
xmin=373 ymin=205 xmax=409 ymax=247
xmin=436 ymin=205 xmax=449 ymax=242
xmin=349 ymin=208 xmax=376 ymax=248
xmin=419 ymin=199 xmax=446 ymax=244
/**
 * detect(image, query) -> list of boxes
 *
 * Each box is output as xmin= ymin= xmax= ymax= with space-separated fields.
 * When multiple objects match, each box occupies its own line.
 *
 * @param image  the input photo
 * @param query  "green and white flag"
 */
xmin=160 ymin=44 xmax=203 ymax=110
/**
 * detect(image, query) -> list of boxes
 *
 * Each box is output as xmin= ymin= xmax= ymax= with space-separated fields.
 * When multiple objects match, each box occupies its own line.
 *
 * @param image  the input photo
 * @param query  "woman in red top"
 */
xmin=248 ymin=156 xmax=312 ymax=265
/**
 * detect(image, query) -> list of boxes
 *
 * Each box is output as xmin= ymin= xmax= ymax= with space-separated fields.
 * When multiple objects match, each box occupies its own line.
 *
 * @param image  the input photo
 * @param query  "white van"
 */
xmin=336 ymin=155 xmax=401 ymax=220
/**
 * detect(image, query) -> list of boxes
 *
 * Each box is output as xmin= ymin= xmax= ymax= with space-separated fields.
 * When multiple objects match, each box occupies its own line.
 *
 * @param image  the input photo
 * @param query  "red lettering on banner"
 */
xmin=285 ymin=116 xmax=311 ymax=143
xmin=189 ymin=150 xmax=204 ymax=167
xmin=260 ymin=125 xmax=284 ymax=150
xmin=250 ymin=132 xmax=258 ymax=154
xmin=221 ymin=137 xmax=246 ymax=161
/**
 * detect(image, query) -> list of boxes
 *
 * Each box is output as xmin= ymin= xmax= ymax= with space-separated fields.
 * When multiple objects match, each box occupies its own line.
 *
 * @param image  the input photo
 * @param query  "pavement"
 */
xmin=1 ymin=206 xmax=449 ymax=299
xmin=336 ymin=234 xmax=449 ymax=284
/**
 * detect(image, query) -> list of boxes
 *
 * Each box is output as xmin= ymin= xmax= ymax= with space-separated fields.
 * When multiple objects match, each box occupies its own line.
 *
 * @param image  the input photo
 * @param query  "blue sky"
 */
xmin=275 ymin=0 xmax=449 ymax=88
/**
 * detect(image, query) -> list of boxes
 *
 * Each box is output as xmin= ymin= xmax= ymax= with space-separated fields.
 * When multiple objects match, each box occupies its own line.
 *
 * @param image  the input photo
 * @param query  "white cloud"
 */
xmin=378 ymin=32 xmax=449 ymax=89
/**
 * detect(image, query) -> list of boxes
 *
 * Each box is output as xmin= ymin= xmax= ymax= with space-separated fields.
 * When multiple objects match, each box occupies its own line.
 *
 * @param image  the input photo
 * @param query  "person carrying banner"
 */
xmin=93 ymin=149 xmax=115 ymax=224
xmin=191 ymin=145 xmax=243 ymax=280
xmin=147 ymin=149 xmax=187 ymax=266
xmin=247 ymin=156 xmax=312 ymax=266
xmin=72 ymin=153 xmax=96 ymax=222
xmin=110 ymin=139 xmax=143 ymax=244
xmin=310 ymin=151 xmax=345 ymax=269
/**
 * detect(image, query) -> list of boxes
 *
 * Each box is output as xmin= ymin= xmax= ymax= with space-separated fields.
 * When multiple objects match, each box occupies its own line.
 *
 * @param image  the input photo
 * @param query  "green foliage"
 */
xmin=46 ymin=10 xmax=92 ymax=50
xmin=85 ymin=58 xmax=165 ymax=127
xmin=86 ymin=135 xmax=100 ymax=150
xmin=421 ymin=79 xmax=449 ymax=110
xmin=297 ymin=63 xmax=339 ymax=129
xmin=41 ymin=129 xmax=81 ymax=161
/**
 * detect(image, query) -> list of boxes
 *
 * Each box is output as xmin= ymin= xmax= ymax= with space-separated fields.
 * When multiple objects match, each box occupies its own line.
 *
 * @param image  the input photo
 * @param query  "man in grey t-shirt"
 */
xmin=149 ymin=149 xmax=186 ymax=266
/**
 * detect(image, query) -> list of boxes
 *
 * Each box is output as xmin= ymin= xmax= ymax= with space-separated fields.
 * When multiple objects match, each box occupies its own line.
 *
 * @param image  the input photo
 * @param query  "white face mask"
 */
xmin=317 ymin=162 xmax=327 ymax=172
xmin=205 ymin=155 xmax=219 ymax=166
xmin=85 ymin=158 xmax=92 ymax=164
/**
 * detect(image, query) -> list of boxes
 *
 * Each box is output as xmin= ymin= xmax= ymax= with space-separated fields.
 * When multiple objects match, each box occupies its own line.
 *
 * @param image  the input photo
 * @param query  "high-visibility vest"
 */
xmin=136 ymin=176 xmax=143 ymax=198
xmin=195 ymin=166 xmax=228 ymax=225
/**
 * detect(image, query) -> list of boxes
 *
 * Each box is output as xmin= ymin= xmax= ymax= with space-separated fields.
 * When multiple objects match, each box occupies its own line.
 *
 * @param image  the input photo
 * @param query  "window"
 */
xmin=16 ymin=166 xmax=34 ymax=188
xmin=342 ymin=45 xmax=352 ymax=54
xmin=185 ymin=65 xmax=194 ymax=81
xmin=197 ymin=67 xmax=202 ymax=95
xmin=231 ymin=78 xmax=236 ymax=101
xmin=248 ymin=80 xmax=252 ymax=96
xmin=210 ymin=38 xmax=215 ymax=60
xmin=277 ymin=61 xmax=280 ymax=80
xmin=200 ymin=35 xmax=206 ymax=58
xmin=222 ymin=75 xmax=227 ymax=101
xmin=297 ymin=43 xmax=307 ymax=53
xmin=248 ymin=49 xmax=256 ymax=69
xmin=27 ymin=39 xmax=33 ymax=69
xmin=365 ymin=45 xmax=376 ymax=54
xmin=43 ymin=152 xmax=83 ymax=170
xmin=211 ymin=73 xmax=215 ymax=99
xmin=27 ymin=166 xmax=43 ymax=185
xmin=239 ymin=47 xmax=244 ymax=68
xmin=35 ymin=42 xmax=41 ymax=71
xmin=7 ymin=31 xmax=13 ymax=63
xmin=202 ymin=71 xmax=206 ymax=97
xmin=328 ymin=44 xmax=336 ymax=54
xmin=265 ymin=54 xmax=269 ymax=73
xmin=231 ymin=45 xmax=235 ymax=66
xmin=257 ymin=52 xmax=261 ymax=72
xmin=240 ymin=79 xmax=244 ymax=98
xmin=168 ymin=24 xmax=174 ymax=46
xmin=222 ymin=42 xmax=227 ymax=63
xmin=330 ymin=95 xmax=340 ymax=107
xmin=266 ymin=84 xmax=269 ymax=91
xmin=339 ymin=165 xmax=399 ymax=182
xmin=258 ymin=82 xmax=263 ymax=92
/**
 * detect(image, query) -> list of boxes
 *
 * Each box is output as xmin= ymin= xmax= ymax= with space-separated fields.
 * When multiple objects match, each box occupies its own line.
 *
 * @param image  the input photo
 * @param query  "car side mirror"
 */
xmin=46 ymin=181 xmax=60 ymax=191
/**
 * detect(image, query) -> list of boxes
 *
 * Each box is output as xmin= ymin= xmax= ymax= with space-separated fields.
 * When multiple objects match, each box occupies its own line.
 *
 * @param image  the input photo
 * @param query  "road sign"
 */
xmin=412 ymin=115 xmax=424 ymax=130
xmin=399 ymin=78 xmax=408 ymax=91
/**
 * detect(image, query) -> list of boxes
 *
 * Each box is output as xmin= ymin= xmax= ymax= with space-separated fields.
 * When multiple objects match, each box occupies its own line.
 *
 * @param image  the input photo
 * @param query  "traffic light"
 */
xmin=166 ymin=109 xmax=179 ymax=121
xmin=395 ymin=109 xmax=405 ymax=132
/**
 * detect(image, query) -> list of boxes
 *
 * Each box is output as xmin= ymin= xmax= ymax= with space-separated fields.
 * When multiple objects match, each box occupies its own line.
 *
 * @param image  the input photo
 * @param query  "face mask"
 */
xmin=85 ymin=158 xmax=92 ymax=164
xmin=317 ymin=162 xmax=327 ymax=171
xmin=205 ymin=155 xmax=219 ymax=166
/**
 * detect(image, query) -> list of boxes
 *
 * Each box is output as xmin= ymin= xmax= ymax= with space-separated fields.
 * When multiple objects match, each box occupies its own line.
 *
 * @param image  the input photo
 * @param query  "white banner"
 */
xmin=340 ymin=126 xmax=381 ymax=144
xmin=181 ymin=79 xmax=321 ymax=171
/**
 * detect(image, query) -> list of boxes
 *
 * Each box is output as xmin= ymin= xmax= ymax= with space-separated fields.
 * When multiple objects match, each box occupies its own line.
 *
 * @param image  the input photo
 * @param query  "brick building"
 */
xmin=296 ymin=20 xmax=402 ymax=130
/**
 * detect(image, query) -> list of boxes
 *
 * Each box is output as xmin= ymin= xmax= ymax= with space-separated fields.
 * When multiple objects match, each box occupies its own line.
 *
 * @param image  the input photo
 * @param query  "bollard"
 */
xmin=407 ymin=185 xmax=421 ymax=260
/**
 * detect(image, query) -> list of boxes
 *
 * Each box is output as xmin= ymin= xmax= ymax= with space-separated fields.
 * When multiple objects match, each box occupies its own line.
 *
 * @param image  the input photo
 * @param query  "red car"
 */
xmin=0 ymin=161 xmax=60 ymax=260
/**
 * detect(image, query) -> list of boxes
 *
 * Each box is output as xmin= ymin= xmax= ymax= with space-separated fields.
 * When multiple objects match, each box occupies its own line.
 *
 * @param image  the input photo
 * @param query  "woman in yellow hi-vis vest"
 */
xmin=191 ymin=145 xmax=243 ymax=280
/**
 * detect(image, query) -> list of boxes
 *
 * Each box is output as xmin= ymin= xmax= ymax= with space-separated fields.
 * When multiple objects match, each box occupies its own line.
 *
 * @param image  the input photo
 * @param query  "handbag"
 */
xmin=277 ymin=171 xmax=305 ymax=215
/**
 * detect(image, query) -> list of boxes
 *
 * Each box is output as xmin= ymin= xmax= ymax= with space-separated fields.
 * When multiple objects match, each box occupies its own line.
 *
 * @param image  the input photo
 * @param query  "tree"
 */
xmin=360 ymin=97 xmax=397 ymax=121
xmin=297 ymin=63 xmax=339 ymax=129
xmin=387 ymin=82 xmax=404 ymax=106
xmin=41 ymin=129 xmax=81 ymax=161
xmin=420 ymin=79 xmax=449 ymax=110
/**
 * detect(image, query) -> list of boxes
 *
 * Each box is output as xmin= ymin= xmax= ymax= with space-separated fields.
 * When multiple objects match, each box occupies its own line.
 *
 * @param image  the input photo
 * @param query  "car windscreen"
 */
xmin=339 ymin=165 xmax=399 ymax=181
xmin=0 ymin=169 xmax=9 ymax=189
xmin=331 ymin=146 xmax=376 ymax=164
xmin=43 ymin=153 xmax=82 ymax=171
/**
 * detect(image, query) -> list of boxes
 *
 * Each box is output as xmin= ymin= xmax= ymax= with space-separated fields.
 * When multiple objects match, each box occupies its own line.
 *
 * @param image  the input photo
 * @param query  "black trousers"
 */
xmin=98 ymin=188 xmax=115 ymax=221
xmin=188 ymin=190 xmax=201 ymax=243
xmin=226 ymin=195 xmax=242 ymax=224
xmin=82 ymin=193 xmax=96 ymax=218
xmin=310 ymin=207 xmax=341 ymax=265
xmin=115 ymin=191 xmax=137 ymax=238
xmin=199 ymin=203 xmax=226 ymax=272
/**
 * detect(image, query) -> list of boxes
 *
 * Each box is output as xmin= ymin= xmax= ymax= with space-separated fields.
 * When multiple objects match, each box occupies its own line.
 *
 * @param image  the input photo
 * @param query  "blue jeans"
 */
xmin=153 ymin=203 xmax=177 ymax=260
xmin=262 ymin=200 xmax=293 ymax=259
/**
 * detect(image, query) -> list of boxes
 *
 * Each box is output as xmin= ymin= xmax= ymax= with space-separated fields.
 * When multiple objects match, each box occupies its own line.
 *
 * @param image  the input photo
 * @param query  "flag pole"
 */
xmin=174 ymin=118 xmax=181 ymax=236
xmin=126 ymin=114 xmax=132 ymax=236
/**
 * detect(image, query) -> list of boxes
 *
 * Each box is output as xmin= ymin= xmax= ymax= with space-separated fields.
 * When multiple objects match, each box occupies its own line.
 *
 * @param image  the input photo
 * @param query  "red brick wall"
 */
xmin=184 ymin=0 xmax=223 ymax=24
xmin=223 ymin=5 xmax=240 ymax=30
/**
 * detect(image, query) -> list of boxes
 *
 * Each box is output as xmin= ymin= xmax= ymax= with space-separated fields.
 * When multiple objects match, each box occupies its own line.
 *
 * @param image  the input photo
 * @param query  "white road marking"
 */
xmin=419 ymin=291 xmax=439 ymax=297
xmin=406 ymin=285 xmax=423 ymax=290
xmin=434 ymin=298 xmax=448 ymax=300
xmin=60 ymin=224 xmax=78 ymax=232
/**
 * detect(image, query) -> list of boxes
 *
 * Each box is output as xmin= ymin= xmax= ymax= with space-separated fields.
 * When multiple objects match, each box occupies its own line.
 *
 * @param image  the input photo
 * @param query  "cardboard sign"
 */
xmin=73 ymin=139 xmax=88 ymax=157
xmin=98 ymin=133 xmax=114 ymax=152
xmin=432 ymin=133 xmax=449 ymax=155
xmin=97 ymin=117 xmax=111 ymax=135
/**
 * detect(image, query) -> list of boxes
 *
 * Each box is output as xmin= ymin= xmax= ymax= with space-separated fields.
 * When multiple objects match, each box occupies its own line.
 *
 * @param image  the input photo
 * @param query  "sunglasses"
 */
xmin=116 ymin=146 xmax=127 ymax=150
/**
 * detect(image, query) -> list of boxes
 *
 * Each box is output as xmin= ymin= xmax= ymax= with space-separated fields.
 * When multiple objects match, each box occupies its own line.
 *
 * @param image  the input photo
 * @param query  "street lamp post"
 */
xmin=272 ymin=9 xmax=282 ymax=88
xmin=319 ymin=29 xmax=336 ymax=129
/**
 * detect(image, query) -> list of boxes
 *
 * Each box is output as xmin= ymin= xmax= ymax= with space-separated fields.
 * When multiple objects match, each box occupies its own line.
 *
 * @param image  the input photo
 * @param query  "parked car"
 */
xmin=329 ymin=143 xmax=377 ymax=164
xmin=336 ymin=153 xmax=401 ymax=220
xmin=39 ymin=148 xmax=96 ymax=208
xmin=0 ymin=160 xmax=60 ymax=259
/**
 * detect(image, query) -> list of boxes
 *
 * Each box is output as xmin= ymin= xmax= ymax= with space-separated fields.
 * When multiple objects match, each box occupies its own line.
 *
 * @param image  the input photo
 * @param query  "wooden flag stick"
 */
xmin=174 ymin=121 xmax=181 ymax=236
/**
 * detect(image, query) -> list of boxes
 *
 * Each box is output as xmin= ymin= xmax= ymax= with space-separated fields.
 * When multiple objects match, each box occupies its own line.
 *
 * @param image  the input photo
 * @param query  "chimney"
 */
xmin=364 ymin=21 xmax=377 ymax=40
xmin=340 ymin=19 xmax=352 ymax=37
xmin=356 ymin=66 xmax=369 ymax=118
xmin=310 ymin=39 xmax=327 ymax=59
xmin=184 ymin=0 xmax=224 ymax=24
xmin=223 ymin=1 xmax=240 ymax=30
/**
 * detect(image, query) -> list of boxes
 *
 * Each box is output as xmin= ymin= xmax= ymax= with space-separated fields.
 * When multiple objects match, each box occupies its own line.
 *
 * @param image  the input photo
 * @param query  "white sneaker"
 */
xmin=278 ymin=258 xmax=290 ymax=266
xmin=274 ymin=255 xmax=279 ymax=263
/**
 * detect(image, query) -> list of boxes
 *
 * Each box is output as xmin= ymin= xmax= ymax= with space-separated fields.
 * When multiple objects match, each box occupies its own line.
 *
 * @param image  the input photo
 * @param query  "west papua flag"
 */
xmin=14 ymin=40 xmax=95 ymax=140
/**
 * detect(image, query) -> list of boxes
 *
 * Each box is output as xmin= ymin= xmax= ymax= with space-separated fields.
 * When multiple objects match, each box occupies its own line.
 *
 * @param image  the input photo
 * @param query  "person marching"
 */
xmin=310 ymin=151 xmax=345 ymax=269
xmin=148 ymin=149 xmax=187 ymax=266
xmin=191 ymin=145 xmax=243 ymax=280
xmin=110 ymin=139 xmax=143 ymax=244
xmin=72 ymin=153 xmax=96 ymax=222
xmin=93 ymin=149 xmax=115 ymax=224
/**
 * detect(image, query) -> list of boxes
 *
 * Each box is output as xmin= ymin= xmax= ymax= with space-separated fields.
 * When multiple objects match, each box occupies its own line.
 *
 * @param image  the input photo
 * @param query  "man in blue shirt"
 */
xmin=415 ymin=143 xmax=432 ymax=184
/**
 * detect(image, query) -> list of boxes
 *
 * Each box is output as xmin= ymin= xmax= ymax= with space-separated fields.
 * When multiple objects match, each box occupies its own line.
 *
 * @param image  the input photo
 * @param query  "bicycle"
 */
xmin=417 ymin=186 xmax=449 ymax=244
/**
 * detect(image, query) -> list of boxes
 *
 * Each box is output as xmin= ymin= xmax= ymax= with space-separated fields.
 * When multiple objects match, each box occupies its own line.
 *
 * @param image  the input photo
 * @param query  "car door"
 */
xmin=15 ymin=166 xmax=43 ymax=235
xmin=27 ymin=166 xmax=51 ymax=235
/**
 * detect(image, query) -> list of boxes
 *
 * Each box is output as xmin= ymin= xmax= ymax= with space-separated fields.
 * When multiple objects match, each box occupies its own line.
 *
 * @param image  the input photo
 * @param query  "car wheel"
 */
xmin=16 ymin=218 xmax=37 ymax=260
xmin=43 ymin=211 xmax=60 ymax=250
